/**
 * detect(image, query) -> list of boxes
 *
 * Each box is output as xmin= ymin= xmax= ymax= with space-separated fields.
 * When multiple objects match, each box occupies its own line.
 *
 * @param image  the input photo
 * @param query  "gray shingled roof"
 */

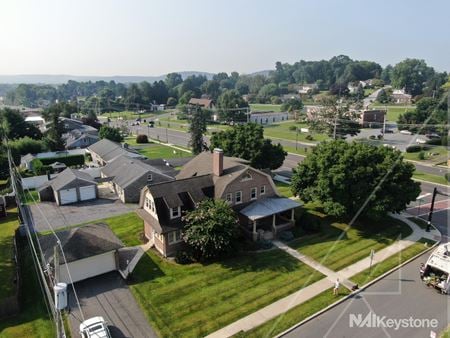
xmin=176 ymin=152 xmax=251 ymax=198
xmin=148 ymin=175 xmax=214 ymax=208
xmin=38 ymin=223 xmax=124 ymax=264
xmin=50 ymin=168 xmax=96 ymax=191
xmin=88 ymin=139 xmax=141 ymax=163
xmin=102 ymin=155 xmax=175 ymax=188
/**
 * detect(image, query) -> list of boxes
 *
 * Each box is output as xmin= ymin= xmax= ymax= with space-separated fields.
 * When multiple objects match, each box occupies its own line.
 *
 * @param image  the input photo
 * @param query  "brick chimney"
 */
xmin=213 ymin=148 xmax=223 ymax=177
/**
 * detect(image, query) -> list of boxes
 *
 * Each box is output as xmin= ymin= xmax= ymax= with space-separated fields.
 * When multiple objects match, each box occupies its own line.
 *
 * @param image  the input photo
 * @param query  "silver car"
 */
xmin=80 ymin=316 xmax=111 ymax=338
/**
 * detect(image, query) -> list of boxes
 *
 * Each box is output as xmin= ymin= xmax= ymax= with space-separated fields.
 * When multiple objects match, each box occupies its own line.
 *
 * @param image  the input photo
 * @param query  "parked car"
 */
xmin=425 ymin=133 xmax=441 ymax=139
xmin=80 ymin=316 xmax=111 ymax=338
xmin=416 ymin=138 xmax=428 ymax=144
xmin=381 ymin=128 xmax=394 ymax=134
xmin=400 ymin=130 xmax=412 ymax=135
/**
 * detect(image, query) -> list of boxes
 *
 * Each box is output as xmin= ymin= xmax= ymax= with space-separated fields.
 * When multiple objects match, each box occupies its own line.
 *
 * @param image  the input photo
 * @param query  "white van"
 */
xmin=422 ymin=242 xmax=450 ymax=294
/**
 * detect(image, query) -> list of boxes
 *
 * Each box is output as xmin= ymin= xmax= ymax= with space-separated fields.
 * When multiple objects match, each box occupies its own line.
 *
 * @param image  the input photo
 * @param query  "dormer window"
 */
xmin=147 ymin=174 xmax=153 ymax=182
xmin=170 ymin=207 xmax=181 ymax=219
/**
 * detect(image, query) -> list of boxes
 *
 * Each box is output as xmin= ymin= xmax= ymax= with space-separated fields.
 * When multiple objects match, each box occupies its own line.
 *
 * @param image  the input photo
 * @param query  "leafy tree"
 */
xmin=42 ymin=105 xmax=65 ymax=151
xmin=376 ymin=89 xmax=389 ymax=103
xmin=217 ymin=89 xmax=249 ymax=121
xmin=391 ymin=59 xmax=435 ymax=96
xmin=188 ymin=107 xmax=208 ymax=154
xmin=182 ymin=199 xmax=239 ymax=261
xmin=281 ymin=98 xmax=303 ymax=113
xmin=210 ymin=123 xmax=286 ymax=170
xmin=291 ymin=140 xmax=420 ymax=218
xmin=166 ymin=97 xmax=178 ymax=106
xmin=308 ymin=94 xmax=360 ymax=138
xmin=257 ymin=83 xmax=279 ymax=102
xmin=165 ymin=72 xmax=183 ymax=90
xmin=99 ymin=125 xmax=123 ymax=142
xmin=0 ymin=108 xmax=42 ymax=139
xmin=178 ymin=90 xmax=195 ymax=105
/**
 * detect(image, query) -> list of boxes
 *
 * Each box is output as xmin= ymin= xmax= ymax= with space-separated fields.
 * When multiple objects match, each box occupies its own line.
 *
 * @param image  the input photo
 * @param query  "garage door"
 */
xmin=59 ymin=251 xmax=117 ymax=284
xmin=79 ymin=185 xmax=96 ymax=201
xmin=59 ymin=188 xmax=77 ymax=205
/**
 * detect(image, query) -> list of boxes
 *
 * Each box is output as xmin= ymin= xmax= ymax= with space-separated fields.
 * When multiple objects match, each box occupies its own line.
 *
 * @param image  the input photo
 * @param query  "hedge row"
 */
xmin=39 ymin=154 xmax=85 ymax=166
xmin=405 ymin=145 xmax=431 ymax=153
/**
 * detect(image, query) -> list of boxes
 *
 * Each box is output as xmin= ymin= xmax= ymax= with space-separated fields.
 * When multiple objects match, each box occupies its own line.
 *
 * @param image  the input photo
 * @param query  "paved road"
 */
xmin=282 ymin=251 xmax=449 ymax=338
xmin=68 ymin=272 xmax=157 ymax=338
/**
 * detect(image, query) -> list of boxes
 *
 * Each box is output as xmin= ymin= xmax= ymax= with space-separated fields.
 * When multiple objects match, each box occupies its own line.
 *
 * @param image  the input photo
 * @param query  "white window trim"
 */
xmin=260 ymin=185 xmax=266 ymax=195
xmin=241 ymin=172 xmax=253 ymax=182
xmin=235 ymin=191 xmax=242 ymax=204
xmin=167 ymin=230 xmax=183 ymax=244
xmin=170 ymin=206 xmax=181 ymax=219
xmin=226 ymin=193 xmax=233 ymax=203
xmin=250 ymin=187 xmax=257 ymax=200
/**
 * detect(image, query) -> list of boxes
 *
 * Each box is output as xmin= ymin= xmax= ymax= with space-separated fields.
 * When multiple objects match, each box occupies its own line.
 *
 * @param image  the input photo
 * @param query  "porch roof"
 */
xmin=239 ymin=197 xmax=301 ymax=221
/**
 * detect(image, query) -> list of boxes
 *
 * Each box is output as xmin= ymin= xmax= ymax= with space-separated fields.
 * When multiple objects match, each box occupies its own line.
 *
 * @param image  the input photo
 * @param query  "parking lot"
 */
xmin=30 ymin=198 xmax=138 ymax=232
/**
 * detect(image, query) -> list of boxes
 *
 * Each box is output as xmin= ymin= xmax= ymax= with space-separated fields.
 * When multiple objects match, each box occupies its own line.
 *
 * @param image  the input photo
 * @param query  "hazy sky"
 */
xmin=1 ymin=0 xmax=449 ymax=76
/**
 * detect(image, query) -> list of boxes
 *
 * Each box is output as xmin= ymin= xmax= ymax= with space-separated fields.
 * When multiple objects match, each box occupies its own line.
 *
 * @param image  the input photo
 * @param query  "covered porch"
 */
xmin=239 ymin=197 xmax=301 ymax=241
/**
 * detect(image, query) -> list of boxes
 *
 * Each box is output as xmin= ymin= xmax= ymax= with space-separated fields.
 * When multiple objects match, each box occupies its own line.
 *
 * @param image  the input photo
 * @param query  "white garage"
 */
xmin=42 ymin=168 xmax=98 ymax=206
xmin=79 ymin=185 xmax=97 ymax=201
xmin=39 ymin=223 xmax=124 ymax=284
xmin=59 ymin=188 xmax=77 ymax=205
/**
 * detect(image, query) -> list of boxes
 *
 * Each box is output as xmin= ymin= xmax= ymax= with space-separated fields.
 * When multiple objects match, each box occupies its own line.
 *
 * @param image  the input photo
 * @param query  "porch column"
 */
xmin=252 ymin=220 xmax=258 ymax=241
xmin=291 ymin=209 xmax=295 ymax=222
xmin=272 ymin=214 xmax=276 ymax=234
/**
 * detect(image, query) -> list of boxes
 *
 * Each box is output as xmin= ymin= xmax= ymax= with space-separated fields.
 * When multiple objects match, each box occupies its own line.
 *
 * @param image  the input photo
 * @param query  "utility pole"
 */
xmin=296 ymin=127 xmax=299 ymax=150
xmin=333 ymin=115 xmax=338 ymax=140
xmin=382 ymin=113 xmax=386 ymax=136
xmin=426 ymin=187 xmax=437 ymax=232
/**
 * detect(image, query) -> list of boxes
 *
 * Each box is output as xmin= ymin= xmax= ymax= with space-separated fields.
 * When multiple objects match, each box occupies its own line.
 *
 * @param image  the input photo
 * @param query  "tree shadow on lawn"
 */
xmin=217 ymin=249 xmax=304 ymax=274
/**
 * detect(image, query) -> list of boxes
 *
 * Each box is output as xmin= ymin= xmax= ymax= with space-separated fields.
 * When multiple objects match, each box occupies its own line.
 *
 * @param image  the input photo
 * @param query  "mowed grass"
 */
xmin=137 ymin=143 xmax=192 ymax=159
xmin=0 ymin=208 xmax=19 ymax=300
xmin=289 ymin=204 xmax=413 ymax=271
xmin=403 ymin=146 xmax=449 ymax=164
xmin=129 ymin=249 xmax=324 ymax=337
xmin=0 ymin=239 xmax=55 ymax=337
xmin=368 ymin=104 xmax=415 ymax=122
xmin=263 ymin=121 xmax=328 ymax=143
xmin=250 ymin=104 xmax=282 ymax=112
xmin=275 ymin=181 xmax=294 ymax=198
xmin=413 ymin=171 xmax=449 ymax=186
xmin=351 ymin=238 xmax=434 ymax=286
xmin=95 ymin=212 xmax=144 ymax=247
xmin=236 ymin=288 xmax=350 ymax=338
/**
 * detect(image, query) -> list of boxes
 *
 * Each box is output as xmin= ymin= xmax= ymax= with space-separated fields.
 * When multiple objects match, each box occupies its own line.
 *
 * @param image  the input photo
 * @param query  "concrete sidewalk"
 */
xmin=206 ymin=212 xmax=439 ymax=338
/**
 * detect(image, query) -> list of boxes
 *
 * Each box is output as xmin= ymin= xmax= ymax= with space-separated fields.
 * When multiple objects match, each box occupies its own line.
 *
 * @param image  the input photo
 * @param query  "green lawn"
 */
xmin=351 ymin=238 xmax=434 ymax=286
xmin=263 ymin=121 xmax=328 ymax=143
xmin=249 ymin=104 xmax=282 ymax=112
xmin=23 ymin=189 xmax=39 ymax=205
xmin=128 ymin=250 xmax=324 ymax=337
xmin=137 ymin=143 xmax=192 ymax=159
xmin=0 ymin=209 xmax=19 ymax=300
xmin=94 ymin=212 xmax=144 ymax=247
xmin=283 ymin=145 xmax=313 ymax=156
xmin=275 ymin=181 xmax=294 ymax=198
xmin=289 ymin=204 xmax=413 ymax=271
xmin=101 ymin=111 xmax=156 ymax=120
xmin=403 ymin=146 xmax=449 ymax=164
xmin=413 ymin=171 xmax=449 ymax=186
xmin=0 ymin=237 xmax=55 ymax=337
xmin=236 ymin=288 xmax=350 ymax=338
xmin=368 ymin=104 xmax=415 ymax=122
xmin=407 ymin=217 xmax=430 ymax=230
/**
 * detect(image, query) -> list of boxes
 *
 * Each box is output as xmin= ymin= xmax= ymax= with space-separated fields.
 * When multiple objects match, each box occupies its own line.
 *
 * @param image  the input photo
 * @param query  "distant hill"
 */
xmin=0 ymin=70 xmax=270 ymax=84
xmin=0 ymin=71 xmax=215 ymax=84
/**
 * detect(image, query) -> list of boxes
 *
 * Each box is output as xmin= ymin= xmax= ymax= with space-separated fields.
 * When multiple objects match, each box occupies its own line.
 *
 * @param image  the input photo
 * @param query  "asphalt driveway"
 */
xmin=67 ymin=272 xmax=157 ymax=338
xmin=30 ymin=198 xmax=137 ymax=232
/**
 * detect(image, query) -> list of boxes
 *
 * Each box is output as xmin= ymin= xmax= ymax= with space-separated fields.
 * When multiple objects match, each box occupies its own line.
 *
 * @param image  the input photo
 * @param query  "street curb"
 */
xmin=412 ymin=178 xmax=449 ymax=188
xmin=274 ymin=229 xmax=442 ymax=338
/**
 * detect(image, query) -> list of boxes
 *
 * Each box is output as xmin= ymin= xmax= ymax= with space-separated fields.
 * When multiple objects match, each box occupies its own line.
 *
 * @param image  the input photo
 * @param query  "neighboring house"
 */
xmin=38 ymin=168 xmax=98 ymax=205
xmin=281 ymin=93 xmax=301 ymax=102
xmin=188 ymin=98 xmax=215 ymax=109
xmin=0 ymin=196 xmax=6 ymax=218
xmin=25 ymin=115 xmax=46 ymax=131
xmin=298 ymin=84 xmax=318 ymax=94
xmin=101 ymin=155 xmax=176 ymax=203
xmin=249 ymin=112 xmax=289 ymax=124
xmin=38 ymin=223 xmax=123 ymax=284
xmin=63 ymin=129 xmax=100 ymax=149
xmin=359 ymin=109 xmax=386 ymax=127
xmin=20 ymin=149 xmax=87 ymax=171
xmin=391 ymin=89 xmax=412 ymax=104
xmin=137 ymin=149 xmax=300 ymax=257
xmin=87 ymin=139 xmax=144 ymax=166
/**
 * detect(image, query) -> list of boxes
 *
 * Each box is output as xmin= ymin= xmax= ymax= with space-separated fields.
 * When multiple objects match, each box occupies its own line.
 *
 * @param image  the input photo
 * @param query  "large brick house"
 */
xmin=136 ymin=149 xmax=300 ymax=257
